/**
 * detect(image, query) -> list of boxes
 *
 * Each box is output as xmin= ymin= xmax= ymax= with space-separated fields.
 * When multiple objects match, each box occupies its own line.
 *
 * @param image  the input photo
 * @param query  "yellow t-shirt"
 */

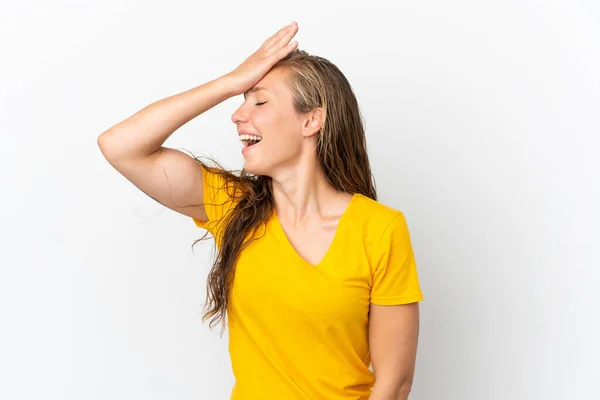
xmin=193 ymin=165 xmax=423 ymax=399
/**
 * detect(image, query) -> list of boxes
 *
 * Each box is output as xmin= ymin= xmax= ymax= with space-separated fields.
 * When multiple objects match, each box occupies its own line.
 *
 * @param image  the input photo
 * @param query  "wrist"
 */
xmin=217 ymin=74 xmax=243 ymax=98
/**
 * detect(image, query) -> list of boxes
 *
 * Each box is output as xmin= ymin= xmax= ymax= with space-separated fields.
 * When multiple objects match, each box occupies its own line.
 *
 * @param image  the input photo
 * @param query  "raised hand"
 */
xmin=224 ymin=21 xmax=299 ymax=96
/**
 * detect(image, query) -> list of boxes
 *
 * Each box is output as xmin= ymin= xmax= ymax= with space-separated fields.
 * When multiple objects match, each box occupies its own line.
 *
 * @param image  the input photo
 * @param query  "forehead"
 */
xmin=243 ymin=86 xmax=268 ymax=98
xmin=243 ymin=68 xmax=289 ymax=99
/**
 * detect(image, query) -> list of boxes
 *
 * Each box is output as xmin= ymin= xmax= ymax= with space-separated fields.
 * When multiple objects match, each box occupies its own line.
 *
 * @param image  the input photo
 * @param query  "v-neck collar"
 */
xmin=270 ymin=193 xmax=359 ymax=267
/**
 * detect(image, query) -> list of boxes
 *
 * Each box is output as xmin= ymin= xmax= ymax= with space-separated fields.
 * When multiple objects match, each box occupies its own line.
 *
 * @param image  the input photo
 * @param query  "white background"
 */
xmin=1 ymin=0 xmax=599 ymax=399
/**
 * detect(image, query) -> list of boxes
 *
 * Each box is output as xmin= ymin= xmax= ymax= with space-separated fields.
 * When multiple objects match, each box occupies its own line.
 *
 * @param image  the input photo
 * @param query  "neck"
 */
xmin=269 ymin=157 xmax=343 ymax=224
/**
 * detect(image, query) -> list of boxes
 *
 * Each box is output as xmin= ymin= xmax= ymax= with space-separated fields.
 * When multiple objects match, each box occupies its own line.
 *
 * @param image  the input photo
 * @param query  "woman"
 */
xmin=98 ymin=21 xmax=423 ymax=400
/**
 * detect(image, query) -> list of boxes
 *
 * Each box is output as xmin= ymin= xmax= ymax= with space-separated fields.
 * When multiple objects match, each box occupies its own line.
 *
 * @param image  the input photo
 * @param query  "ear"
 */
xmin=301 ymin=107 xmax=324 ymax=138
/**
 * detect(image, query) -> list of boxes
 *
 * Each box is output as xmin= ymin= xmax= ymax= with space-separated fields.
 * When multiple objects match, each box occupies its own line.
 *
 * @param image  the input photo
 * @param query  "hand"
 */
xmin=224 ymin=21 xmax=299 ymax=96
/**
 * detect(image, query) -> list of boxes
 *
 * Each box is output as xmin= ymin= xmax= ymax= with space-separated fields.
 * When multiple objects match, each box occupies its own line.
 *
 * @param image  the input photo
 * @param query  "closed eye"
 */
xmin=255 ymin=101 xmax=267 ymax=106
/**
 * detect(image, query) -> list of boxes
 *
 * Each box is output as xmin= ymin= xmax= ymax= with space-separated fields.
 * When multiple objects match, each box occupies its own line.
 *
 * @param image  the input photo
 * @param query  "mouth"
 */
xmin=239 ymin=134 xmax=263 ymax=148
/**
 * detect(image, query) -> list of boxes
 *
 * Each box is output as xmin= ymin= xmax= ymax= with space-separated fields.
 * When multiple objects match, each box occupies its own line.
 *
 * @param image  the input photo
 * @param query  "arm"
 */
xmin=97 ymin=76 xmax=238 ymax=223
xmin=97 ymin=22 xmax=299 ymax=222
xmin=369 ymin=302 xmax=420 ymax=400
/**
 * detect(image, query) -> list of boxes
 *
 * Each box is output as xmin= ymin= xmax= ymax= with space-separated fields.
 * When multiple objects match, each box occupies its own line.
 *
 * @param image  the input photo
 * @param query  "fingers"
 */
xmin=263 ymin=24 xmax=290 ymax=48
xmin=263 ymin=21 xmax=298 ymax=51
xmin=274 ymin=22 xmax=298 ymax=48
xmin=276 ymin=40 xmax=298 ymax=58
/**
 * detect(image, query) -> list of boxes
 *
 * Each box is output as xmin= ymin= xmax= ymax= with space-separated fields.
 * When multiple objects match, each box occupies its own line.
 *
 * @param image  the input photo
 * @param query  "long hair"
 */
xmin=191 ymin=49 xmax=377 ymax=334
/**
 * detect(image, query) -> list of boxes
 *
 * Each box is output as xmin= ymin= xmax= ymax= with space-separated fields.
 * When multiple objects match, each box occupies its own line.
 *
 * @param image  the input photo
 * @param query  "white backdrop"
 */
xmin=1 ymin=0 xmax=599 ymax=399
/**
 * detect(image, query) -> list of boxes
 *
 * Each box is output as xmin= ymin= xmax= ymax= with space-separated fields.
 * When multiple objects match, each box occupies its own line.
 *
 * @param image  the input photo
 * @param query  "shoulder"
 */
xmin=200 ymin=163 xmax=242 ymax=199
xmin=351 ymin=193 xmax=405 ymax=234
xmin=347 ymin=193 xmax=414 ymax=257
xmin=350 ymin=195 xmax=416 ymax=275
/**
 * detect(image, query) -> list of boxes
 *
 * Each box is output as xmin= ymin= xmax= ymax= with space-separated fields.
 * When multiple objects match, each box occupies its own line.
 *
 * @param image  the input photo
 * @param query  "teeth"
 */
xmin=239 ymin=134 xmax=262 ymax=142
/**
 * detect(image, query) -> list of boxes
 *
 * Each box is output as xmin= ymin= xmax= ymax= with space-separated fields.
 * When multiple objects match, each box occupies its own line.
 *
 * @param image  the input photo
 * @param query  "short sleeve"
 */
xmin=370 ymin=212 xmax=424 ymax=305
xmin=192 ymin=164 xmax=240 ymax=244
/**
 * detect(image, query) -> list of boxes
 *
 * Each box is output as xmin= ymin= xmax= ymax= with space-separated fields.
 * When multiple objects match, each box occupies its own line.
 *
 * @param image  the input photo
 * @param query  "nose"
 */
xmin=231 ymin=105 xmax=249 ymax=125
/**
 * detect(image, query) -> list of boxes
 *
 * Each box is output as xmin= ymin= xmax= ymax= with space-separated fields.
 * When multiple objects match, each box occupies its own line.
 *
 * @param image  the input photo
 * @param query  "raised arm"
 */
xmin=98 ymin=22 xmax=299 ymax=222
xmin=97 ymin=76 xmax=238 ymax=223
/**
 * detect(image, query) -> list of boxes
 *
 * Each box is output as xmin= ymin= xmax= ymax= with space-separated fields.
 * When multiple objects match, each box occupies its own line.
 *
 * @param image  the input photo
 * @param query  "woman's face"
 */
xmin=231 ymin=67 xmax=309 ymax=177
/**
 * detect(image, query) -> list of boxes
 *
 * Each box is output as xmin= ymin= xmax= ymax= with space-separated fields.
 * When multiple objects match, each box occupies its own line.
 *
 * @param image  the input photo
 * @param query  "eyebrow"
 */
xmin=243 ymin=86 xmax=268 ymax=99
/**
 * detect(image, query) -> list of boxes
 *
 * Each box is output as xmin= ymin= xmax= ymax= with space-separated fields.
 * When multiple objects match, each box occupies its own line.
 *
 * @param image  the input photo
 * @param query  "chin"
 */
xmin=242 ymin=160 xmax=267 ymax=176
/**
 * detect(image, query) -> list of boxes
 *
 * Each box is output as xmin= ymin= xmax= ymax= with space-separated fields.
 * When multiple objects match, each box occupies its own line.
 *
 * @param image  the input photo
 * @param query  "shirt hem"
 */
xmin=370 ymin=293 xmax=424 ymax=305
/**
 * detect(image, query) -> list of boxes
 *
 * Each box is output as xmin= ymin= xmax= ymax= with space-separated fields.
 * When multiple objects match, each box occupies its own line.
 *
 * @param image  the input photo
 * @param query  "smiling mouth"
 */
xmin=239 ymin=133 xmax=263 ymax=148
xmin=243 ymin=139 xmax=261 ymax=147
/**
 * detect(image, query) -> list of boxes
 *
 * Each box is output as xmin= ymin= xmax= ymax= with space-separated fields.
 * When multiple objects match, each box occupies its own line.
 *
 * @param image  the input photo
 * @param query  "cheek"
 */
xmin=256 ymin=109 xmax=281 ymax=131
xmin=256 ymin=112 xmax=284 ymax=143
xmin=256 ymin=108 xmax=303 ymax=152
xmin=267 ymin=133 xmax=303 ymax=164
xmin=268 ymin=121 xmax=301 ymax=149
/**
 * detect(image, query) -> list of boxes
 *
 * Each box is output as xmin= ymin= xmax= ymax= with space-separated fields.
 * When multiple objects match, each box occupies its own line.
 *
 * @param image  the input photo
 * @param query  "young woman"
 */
xmin=98 ymin=21 xmax=423 ymax=400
